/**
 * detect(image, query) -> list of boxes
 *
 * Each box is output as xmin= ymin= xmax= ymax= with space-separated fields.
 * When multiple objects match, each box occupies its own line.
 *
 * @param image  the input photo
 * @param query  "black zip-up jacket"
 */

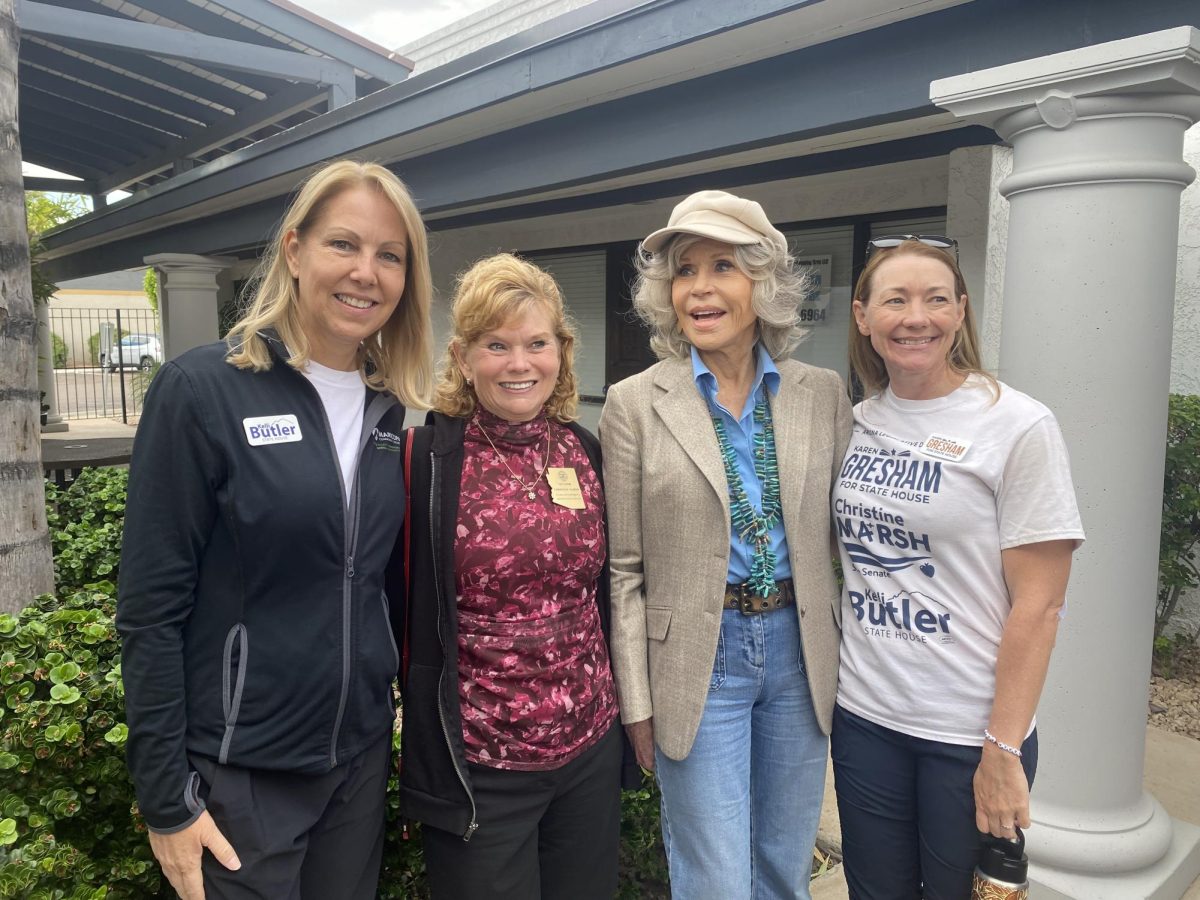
xmin=118 ymin=334 xmax=406 ymax=832
xmin=391 ymin=411 xmax=639 ymax=840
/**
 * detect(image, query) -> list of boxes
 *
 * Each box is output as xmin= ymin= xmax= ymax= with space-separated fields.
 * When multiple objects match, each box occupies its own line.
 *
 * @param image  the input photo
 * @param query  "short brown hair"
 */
xmin=434 ymin=253 xmax=580 ymax=422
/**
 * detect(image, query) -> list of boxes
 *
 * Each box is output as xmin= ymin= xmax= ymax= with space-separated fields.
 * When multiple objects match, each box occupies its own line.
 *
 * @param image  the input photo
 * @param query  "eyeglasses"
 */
xmin=866 ymin=234 xmax=959 ymax=262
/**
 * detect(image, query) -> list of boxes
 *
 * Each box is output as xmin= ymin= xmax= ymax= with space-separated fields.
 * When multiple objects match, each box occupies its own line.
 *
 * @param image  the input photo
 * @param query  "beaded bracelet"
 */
xmin=983 ymin=729 xmax=1022 ymax=759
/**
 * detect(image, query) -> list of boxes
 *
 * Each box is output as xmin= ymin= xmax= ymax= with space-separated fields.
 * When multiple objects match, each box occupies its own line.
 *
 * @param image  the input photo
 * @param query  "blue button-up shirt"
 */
xmin=691 ymin=344 xmax=791 ymax=585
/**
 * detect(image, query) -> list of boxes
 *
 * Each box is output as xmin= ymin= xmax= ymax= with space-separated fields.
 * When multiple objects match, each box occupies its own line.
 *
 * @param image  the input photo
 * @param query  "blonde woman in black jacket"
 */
xmin=118 ymin=160 xmax=432 ymax=900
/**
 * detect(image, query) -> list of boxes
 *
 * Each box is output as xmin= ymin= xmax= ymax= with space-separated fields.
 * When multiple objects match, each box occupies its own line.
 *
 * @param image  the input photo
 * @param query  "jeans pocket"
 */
xmin=708 ymin=630 xmax=726 ymax=692
xmin=797 ymin=642 xmax=809 ymax=677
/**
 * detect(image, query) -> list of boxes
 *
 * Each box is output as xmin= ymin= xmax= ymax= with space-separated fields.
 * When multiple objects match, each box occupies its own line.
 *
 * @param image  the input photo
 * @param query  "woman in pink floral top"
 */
xmin=393 ymin=253 xmax=631 ymax=900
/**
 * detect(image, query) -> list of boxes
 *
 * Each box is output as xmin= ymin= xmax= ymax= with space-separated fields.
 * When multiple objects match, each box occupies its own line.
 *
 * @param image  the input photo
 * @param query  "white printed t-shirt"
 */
xmin=833 ymin=375 xmax=1084 ymax=746
xmin=300 ymin=360 xmax=366 ymax=505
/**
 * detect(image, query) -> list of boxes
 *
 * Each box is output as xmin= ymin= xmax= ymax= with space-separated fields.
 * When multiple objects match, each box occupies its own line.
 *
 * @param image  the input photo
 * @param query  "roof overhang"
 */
xmin=34 ymin=0 xmax=1200 ymax=280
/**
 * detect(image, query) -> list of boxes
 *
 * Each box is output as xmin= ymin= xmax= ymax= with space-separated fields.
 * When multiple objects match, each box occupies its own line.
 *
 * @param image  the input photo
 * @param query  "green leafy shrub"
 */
xmin=130 ymin=362 xmax=161 ymax=411
xmin=51 ymin=332 xmax=68 ymax=368
xmin=380 ymin=727 xmax=429 ymax=898
xmin=1156 ymin=393 xmax=1200 ymax=640
xmin=619 ymin=777 xmax=669 ymax=898
xmin=45 ymin=469 xmax=129 ymax=593
xmin=0 ymin=585 xmax=162 ymax=899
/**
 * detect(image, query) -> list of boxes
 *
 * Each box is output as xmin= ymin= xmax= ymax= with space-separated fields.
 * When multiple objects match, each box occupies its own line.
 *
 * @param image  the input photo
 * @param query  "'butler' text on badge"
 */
xmin=243 ymin=415 xmax=303 ymax=446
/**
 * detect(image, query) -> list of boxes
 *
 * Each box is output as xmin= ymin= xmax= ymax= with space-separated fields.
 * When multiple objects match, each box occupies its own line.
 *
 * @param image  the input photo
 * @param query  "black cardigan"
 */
xmin=389 ymin=411 xmax=639 ymax=840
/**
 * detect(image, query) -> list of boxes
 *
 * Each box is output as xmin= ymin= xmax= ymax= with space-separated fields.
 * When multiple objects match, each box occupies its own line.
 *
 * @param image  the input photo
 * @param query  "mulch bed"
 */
xmin=1150 ymin=642 xmax=1200 ymax=741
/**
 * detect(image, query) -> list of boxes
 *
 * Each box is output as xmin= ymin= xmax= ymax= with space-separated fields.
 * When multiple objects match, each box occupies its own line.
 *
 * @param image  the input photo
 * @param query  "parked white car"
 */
xmin=102 ymin=334 xmax=162 ymax=372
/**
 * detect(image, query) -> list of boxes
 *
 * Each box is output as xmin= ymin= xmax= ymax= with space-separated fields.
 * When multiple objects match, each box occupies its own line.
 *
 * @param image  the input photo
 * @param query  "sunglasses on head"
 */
xmin=866 ymin=234 xmax=959 ymax=262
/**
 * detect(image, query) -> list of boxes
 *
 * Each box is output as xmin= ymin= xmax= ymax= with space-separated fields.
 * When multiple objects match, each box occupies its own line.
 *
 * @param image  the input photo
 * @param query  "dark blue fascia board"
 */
xmin=37 ymin=127 xmax=990 ymax=281
xmin=428 ymin=127 xmax=998 ymax=231
xmin=399 ymin=0 xmax=1200 ymax=212
xmin=39 ymin=0 xmax=1200 ymax=268
xmin=35 ymin=0 xmax=826 ymax=249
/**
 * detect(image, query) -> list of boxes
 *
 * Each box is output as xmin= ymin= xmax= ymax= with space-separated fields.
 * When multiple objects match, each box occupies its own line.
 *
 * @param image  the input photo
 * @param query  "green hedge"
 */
xmin=2 ymin=469 xmax=669 ymax=897
xmin=51 ymin=333 xmax=68 ymax=369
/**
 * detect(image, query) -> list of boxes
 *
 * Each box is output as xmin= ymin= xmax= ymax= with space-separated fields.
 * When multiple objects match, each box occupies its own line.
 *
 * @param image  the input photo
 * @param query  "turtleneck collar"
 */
xmin=469 ymin=405 xmax=550 ymax=448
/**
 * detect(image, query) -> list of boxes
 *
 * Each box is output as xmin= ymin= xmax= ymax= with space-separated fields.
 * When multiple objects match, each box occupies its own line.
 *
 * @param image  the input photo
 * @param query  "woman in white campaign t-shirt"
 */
xmin=830 ymin=237 xmax=1084 ymax=898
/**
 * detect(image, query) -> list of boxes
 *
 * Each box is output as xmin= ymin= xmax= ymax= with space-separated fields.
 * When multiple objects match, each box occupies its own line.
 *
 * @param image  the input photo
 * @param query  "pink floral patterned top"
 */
xmin=454 ymin=409 xmax=618 ymax=770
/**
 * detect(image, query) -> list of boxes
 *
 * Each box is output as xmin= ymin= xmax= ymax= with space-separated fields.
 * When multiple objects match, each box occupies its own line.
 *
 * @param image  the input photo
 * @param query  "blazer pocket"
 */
xmin=645 ymin=606 xmax=673 ymax=642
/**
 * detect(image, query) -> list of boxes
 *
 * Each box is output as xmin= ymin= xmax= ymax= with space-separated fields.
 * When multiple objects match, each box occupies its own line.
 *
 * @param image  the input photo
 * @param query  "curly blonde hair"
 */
xmin=224 ymin=160 xmax=433 ymax=408
xmin=631 ymin=234 xmax=811 ymax=361
xmin=434 ymin=253 xmax=579 ymax=423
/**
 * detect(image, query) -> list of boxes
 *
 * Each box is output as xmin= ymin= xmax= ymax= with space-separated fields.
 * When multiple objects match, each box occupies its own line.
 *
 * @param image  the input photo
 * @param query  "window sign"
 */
xmin=796 ymin=254 xmax=832 ymax=325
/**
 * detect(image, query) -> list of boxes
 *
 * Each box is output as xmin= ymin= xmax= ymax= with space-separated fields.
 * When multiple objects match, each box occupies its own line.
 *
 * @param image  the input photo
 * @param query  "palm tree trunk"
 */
xmin=0 ymin=0 xmax=55 ymax=613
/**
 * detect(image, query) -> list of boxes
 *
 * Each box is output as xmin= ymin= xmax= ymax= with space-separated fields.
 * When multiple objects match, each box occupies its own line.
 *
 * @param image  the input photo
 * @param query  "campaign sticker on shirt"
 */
xmin=243 ymin=414 xmax=303 ymax=446
xmin=921 ymin=433 xmax=971 ymax=462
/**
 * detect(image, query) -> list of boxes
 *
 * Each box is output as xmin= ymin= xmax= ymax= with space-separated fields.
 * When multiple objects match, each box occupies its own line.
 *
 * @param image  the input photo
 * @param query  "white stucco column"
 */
xmin=945 ymin=144 xmax=1012 ymax=372
xmin=933 ymin=28 xmax=1200 ymax=899
xmin=143 ymin=254 xmax=236 ymax=360
xmin=35 ymin=301 xmax=67 ymax=433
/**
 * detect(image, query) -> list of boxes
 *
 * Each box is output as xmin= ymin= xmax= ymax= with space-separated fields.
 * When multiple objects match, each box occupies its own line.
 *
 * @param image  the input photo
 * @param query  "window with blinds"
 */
xmin=524 ymin=249 xmax=607 ymax=399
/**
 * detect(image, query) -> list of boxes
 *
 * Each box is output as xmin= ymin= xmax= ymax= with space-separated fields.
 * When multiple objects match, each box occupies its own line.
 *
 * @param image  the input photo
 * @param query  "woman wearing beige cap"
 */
xmin=599 ymin=190 xmax=852 ymax=898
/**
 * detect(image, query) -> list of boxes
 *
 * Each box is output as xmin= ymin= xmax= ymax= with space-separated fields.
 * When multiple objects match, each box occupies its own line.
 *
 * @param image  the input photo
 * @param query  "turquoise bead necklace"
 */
xmin=711 ymin=391 xmax=782 ymax=597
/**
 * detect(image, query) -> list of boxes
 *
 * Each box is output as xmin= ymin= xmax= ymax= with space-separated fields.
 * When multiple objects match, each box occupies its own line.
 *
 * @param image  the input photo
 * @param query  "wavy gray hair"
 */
xmin=631 ymin=234 xmax=811 ymax=361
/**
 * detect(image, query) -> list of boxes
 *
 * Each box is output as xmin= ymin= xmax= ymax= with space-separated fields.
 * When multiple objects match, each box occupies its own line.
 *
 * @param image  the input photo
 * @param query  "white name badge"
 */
xmin=921 ymin=433 xmax=971 ymax=462
xmin=243 ymin=414 xmax=303 ymax=446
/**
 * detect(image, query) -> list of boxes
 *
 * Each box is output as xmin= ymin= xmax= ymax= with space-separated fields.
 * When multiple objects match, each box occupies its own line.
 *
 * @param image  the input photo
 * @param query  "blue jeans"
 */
xmin=654 ymin=607 xmax=827 ymax=900
xmin=831 ymin=706 xmax=1038 ymax=900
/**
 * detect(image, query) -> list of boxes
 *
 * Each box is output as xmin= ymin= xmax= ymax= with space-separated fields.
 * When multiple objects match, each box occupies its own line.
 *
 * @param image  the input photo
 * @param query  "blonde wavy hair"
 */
xmin=632 ymin=234 xmax=811 ymax=361
xmin=434 ymin=253 xmax=579 ymax=423
xmin=848 ymin=239 xmax=994 ymax=399
xmin=225 ymin=160 xmax=433 ymax=408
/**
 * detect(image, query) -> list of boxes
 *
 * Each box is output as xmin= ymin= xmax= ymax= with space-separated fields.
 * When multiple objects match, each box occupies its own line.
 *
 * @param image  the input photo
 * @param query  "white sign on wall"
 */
xmin=796 ymin=254 xmax=832 ymax=325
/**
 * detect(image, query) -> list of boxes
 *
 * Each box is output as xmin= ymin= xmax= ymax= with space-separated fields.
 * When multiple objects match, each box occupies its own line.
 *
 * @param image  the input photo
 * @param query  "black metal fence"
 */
xmin=48 ymin=307 xmax=161 ymax=423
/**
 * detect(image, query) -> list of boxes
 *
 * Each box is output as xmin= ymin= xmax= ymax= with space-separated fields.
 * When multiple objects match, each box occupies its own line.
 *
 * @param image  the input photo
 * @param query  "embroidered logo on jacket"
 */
xmin=372 ymin=427 xmax=404 ymax=452
xmin=243 ymin=415 xmax=303 ymax=446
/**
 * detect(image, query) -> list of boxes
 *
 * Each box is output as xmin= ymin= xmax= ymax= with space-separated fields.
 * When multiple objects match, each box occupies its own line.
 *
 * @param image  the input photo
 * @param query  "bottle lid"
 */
xmin=978 ymin=827 xmax=1028 ymax=883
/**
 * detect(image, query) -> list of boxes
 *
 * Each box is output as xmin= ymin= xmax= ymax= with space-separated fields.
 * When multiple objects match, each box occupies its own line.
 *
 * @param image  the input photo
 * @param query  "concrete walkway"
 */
xmin=812 ymin=726 xmax=1200 ymax=898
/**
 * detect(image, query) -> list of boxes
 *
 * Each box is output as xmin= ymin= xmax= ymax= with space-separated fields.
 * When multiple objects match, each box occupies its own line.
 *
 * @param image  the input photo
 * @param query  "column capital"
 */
xmin=144 ymin=253 xmax=237 ymax=274
xmin=930 ymin=26 xmax=1200 ymax=125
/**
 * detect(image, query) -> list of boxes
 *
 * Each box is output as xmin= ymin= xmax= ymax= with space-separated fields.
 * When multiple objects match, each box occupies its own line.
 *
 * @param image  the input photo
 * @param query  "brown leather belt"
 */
xmin=724 ymin=579 xmax=795 ymax=615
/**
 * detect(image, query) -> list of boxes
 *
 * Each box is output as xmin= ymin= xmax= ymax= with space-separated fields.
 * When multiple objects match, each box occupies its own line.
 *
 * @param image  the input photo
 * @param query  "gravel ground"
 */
xmin=1149 ymin=643 xmax=1200 ymax=741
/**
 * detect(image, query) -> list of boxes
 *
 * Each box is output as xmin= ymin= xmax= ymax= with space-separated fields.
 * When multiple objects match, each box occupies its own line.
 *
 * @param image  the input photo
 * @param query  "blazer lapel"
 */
xmin=652 ymin=361 xmax=729 ymax=513
xmin=772 ymin=361 xmax=814 ymax=527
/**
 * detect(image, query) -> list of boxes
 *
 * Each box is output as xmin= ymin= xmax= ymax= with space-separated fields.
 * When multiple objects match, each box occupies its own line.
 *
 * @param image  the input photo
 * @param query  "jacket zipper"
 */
xmin=320 ymin=390 xmax=388 ymax=769
xmin=429 ymin=451 xmax=479 ymax=841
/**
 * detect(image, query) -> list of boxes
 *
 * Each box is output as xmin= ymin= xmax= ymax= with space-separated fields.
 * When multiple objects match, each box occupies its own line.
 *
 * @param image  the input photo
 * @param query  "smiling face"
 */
xmin=670 ymin=238 xmax=758 ymax=361
xmin=284 ymin=184 xmax=408 ymax=370
xmin=852 ymin=252 xmax=967 ymax=399
xmin=454 ymin=302 xmax=561 ymax=423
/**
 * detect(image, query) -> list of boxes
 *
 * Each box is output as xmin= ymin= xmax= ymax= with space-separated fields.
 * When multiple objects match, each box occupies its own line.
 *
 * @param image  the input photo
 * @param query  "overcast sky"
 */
xmin=299 ymin=0 xmax=499 ymax=51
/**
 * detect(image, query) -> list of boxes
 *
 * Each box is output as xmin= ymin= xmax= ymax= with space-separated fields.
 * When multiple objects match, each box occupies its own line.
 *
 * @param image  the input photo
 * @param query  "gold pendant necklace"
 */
xmin=476 ymin=417 xmax=552 ymax=499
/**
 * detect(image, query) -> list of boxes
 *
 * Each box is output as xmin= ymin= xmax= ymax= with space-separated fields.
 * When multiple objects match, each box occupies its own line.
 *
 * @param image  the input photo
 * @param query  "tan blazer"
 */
xmin=599 ymin=356 xmax=852 ymax=760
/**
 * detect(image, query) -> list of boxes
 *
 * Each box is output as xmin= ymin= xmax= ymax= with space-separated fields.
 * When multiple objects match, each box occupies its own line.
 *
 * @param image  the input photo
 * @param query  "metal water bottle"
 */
xmin=971 ymin=827 xmax=1029 ymax=899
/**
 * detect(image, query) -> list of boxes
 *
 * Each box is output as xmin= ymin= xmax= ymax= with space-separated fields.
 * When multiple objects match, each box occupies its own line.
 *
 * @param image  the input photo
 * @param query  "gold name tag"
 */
xmin=547 ymin=467 xmax=585 ymax=509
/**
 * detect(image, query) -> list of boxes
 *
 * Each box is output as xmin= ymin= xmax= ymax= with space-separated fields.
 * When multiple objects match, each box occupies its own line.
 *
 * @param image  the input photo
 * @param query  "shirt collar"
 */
xmin=690 ymin=343 xmax=780 ymax=401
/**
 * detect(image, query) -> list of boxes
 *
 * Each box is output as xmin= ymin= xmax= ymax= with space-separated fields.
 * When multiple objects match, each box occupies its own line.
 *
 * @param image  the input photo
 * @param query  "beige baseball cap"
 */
xmin=642 ymin=190 xmax=787 ymax=255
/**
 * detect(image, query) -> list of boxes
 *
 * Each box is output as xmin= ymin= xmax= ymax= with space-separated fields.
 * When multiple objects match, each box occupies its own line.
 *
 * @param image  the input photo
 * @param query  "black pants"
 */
xmin=422 ymin=721 xmax=622 ymax=900
xmin=188 ymin=732 xmax=391 ymax=900
xmin=831 ymin=706 xmax=1038 ymax=900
